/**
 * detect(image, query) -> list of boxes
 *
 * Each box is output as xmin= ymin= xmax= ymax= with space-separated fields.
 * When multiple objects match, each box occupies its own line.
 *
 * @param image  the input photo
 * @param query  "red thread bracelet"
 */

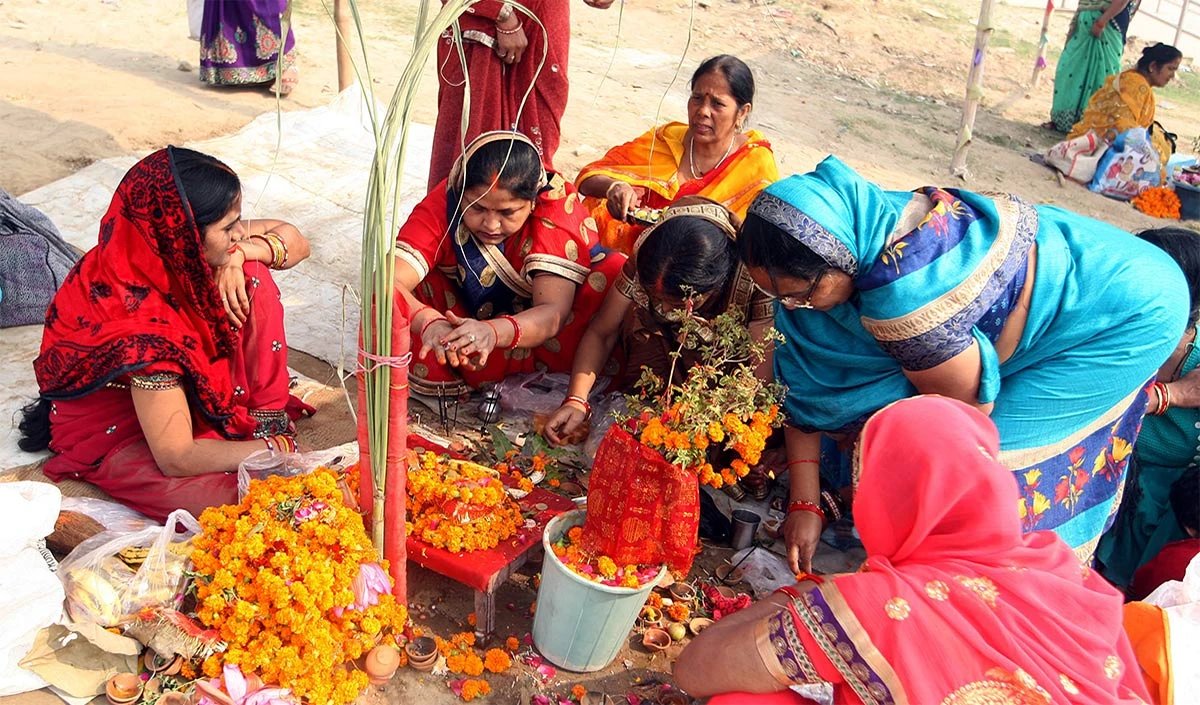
xmin=788 ymin=500 xmax=826 ymax=523
xmin=787 ymin=458 xmax=820 ymax=467
xmin=418 ymin=313 xmax=447 ymax=342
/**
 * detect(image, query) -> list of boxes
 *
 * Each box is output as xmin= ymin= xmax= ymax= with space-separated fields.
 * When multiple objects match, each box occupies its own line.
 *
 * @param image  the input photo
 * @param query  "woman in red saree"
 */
xmin=675 ymin=396 xmax=1151 ymax=705
xmin=427 ymin=0 xmax=614 ymax=189
xmin=576 ymin=55 xmax=779 ymax=255
xmin=20 ymin=147 xmax=312 ymax=522
xmin=396 ymin=131 xmax=625 ymax=396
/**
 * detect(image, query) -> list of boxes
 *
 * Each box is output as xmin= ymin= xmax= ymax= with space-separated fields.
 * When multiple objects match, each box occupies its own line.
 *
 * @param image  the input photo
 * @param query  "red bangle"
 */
xmin=787 ymin=458 xmax=819 ymax=467
xmin=795 ymin=571 xmax=825 ymax=585
xmin=499 ymin=315 xmax=522 ymax=349
xmin=774 ymin=585 xmax=803 ymax=600
xmin=564 ymin=395 xmax=592 ymax=417
xmin=788 ymin=500 xmax=826 ymax=523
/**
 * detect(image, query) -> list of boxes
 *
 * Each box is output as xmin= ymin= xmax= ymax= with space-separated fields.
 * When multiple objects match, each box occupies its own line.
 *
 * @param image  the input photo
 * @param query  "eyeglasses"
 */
xmin=754 ymin=270 xmax=825 ymax=310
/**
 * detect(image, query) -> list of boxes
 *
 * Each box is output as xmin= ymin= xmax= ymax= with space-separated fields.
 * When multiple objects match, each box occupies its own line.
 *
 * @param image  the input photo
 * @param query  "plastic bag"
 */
xmin=58 ymin=509 xmax=199 ymax=627
xmin=236 ymin=442 xmax=357 ymax=500
xmin=60 ymin=497 xmax=157 ymax=534
xmin=729 ymin=546 xmax=796 ymax=599
xmin=1090 ymin=127 xmax=1162 ymax=200
xmin=0 ymin=482 xmax=64 ymax=696
xmin=1045 ymin=130 xmax=1107 ymax=183
xmin=497 ymin=372 xmax=610 ymax=416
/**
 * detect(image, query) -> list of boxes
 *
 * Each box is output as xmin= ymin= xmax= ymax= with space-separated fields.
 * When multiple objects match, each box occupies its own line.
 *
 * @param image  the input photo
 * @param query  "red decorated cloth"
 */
xmin=759 ymin=397 xmax=1151 ymax=704
xmin=403 ymin=433 xmax=573 ymax=593
xmin=428 ymin=0 xmax=570 ymax=188
xmin=582 ymin=426 xmax=699 ymax=574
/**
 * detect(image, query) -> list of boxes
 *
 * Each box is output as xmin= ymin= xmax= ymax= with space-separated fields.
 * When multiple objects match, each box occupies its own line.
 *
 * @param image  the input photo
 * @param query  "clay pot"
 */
xmin=405 ymin=636 xmax=438 ymax=672
xmin=364 ymin=646 xmax=402 ymax=685
xmin=641 ymin=628 xmax=671 ymax=652
xmin=688 ymin=617 xmax=714 ymax=636
xmin=658 ymin=691 xmax=690 ymax=705
xmin=668 ymin=583 xmax=695 ymax=602
xmin=714 ymin=586 xmax=737 ymax=600
xmin=656 ymin=572 xmax=676 ymax=591
xmin=557 ymin=481 xmax=584 ymax=498
xmin=638 ymin=605 xmax=663 ymax=628
xmin=715 ymin=564 xmax=745 ymax=584
xmin=105 ymin=673 xmax=143 ymax=705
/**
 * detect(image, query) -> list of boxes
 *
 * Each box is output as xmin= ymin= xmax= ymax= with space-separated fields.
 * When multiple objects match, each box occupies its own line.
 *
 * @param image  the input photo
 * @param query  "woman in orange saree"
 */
xmin=575 ymin=55 xmax=778 ymax=255
xmin=674 ymin=396 xmax=1151 ymax=705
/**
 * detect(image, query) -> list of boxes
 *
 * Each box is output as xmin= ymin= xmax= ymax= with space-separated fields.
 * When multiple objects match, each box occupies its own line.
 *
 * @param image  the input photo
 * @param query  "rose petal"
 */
xmin=448 ymin=679 xmax=467 ymax=697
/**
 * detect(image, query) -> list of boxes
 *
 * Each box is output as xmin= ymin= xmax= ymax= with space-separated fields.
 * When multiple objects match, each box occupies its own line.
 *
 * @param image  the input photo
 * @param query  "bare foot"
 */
xmin=272 ymin=67 xmax=298 ymax=97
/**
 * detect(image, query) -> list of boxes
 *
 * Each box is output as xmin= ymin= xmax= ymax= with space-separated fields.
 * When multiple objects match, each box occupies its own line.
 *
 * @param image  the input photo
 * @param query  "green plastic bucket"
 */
xmin=531 ymin=509 xmax=666 ymax=672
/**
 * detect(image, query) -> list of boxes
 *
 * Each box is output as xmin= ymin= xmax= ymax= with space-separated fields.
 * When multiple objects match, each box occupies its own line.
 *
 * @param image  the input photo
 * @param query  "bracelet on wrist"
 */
xmin=496 ymin=22 xmax=522 ymax=34
xmin=564 ymin=394 xmax=592 ymax=418
xmin=786 ymin=458 xmax=819 ymax=467
xmin=788 ymin=500 xmax=826 ymax=523
xmin=498 ymin=314 xmax=522 ymax=349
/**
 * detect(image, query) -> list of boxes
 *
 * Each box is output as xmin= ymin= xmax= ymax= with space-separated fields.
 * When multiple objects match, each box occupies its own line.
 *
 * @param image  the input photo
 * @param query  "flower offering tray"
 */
xmin=405 ymin=432 xmax=574 ymax=641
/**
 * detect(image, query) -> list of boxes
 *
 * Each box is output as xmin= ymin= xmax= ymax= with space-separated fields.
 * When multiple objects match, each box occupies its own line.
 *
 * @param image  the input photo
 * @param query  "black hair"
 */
xmin=737 ymin=211 xmax=831 ymax=281
xmin=170 ymin=147 xmax=241 ymax=229
xmin=636 ymin=216 xmax=737 ymax=299
xmin=460 ymin=138 xmax=543 ymax=201
xmin=691 ymin=55 xmax=755 ymax=108
xmin=17 ymin=398 xmax=51 ymax=452
xmin=1170 ymin=466 xmax=1199 ymax=535
xmin=1137 ymin=43 xmax=1183 ymax=73
xmin=1137 ymin=227 xmax=1200 ymax=327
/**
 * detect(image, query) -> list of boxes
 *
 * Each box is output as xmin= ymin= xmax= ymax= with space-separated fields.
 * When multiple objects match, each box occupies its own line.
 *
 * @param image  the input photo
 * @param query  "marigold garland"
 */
xmin=191 ymin=470 xmax=407 ymax=705
xmin=406 ymin=452 xmax=523 ymax=552
xmin=552 ymin=525 xmax=660 ymax=587
xmin=1132 ymin=186 xmax=1182 ymax=219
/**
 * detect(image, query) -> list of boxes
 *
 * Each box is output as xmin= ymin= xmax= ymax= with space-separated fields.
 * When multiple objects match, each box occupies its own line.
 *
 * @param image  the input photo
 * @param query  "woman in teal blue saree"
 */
xmin=741 ymin=156 xmax=1187 ymax=575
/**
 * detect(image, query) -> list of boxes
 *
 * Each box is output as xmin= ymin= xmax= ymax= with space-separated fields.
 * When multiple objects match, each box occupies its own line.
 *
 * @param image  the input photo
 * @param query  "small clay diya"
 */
xmin=668 ymin=583 xmax=695 ymax=601
xmin=364 ymin=645 xmax=402 ymax=685
xmin=642 ymin=628 xmax=671 ymax=652
xmin=557 ymin=480 xmax=584 ymax=497
xmin=658 ymin=691 xmax=690 ymax=705
xmin=579 ymin=692 xmax=608 ymax=705
xmin=715 ymin=564 xmax=745 ymax=584
xmin=638 ymin=605 xmax=663 ymax=628
xmin=688 ymin=617 xmax=714 ymax=636
xmin=405 ymin=636 xmax=438 ymax=672
xmin=105 ymin=673 xmax=143 ymax=705
xmin=656 ymin=572 xmax=676 ymax=590
xmin=714 ymin=585 xmax=737 ymax=600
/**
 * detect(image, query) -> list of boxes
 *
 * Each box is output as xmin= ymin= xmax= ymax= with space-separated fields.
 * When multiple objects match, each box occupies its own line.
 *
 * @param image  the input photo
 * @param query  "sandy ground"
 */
xmin=2 ymin=0 xmax=1199 ymax=703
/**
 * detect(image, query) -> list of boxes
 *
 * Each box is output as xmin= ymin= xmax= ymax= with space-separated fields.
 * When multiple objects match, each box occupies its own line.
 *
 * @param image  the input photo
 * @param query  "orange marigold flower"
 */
xmin=572 ymin=684 xmax=588 ymax=701
xmin=460 ymin=679 xmax=491 ymax=701
xmin=483 ymin=648 xmax=512 ymax=673
xmin=467 ymin=613 xmax=477 ymax=627
xmin=505 ymin=636 xmax=520 ymax=652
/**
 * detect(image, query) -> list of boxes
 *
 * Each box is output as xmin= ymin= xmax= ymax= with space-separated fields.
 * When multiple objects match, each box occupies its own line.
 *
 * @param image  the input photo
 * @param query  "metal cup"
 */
xmin=730 ymin=509 xmax=762 ymax=550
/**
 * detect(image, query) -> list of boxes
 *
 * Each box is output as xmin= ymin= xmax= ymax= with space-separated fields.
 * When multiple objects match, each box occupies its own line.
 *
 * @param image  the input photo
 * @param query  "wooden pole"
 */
xmin=1175 ymin=0 xmax=1191 ymax=47
xmin=334 ymin=0 xmax=353 ymax=92
xmin=1029 ymin=0 xmax=1055 ymax=89
xmin=949 ymin=0 xmax=997 ymax=179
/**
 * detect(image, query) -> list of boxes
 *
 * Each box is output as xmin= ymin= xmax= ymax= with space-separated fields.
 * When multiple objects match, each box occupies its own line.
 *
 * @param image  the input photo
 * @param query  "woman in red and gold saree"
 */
xmin=675 ymin=395 xmax=1152 ymax=705
xmin=576 ymin=55 xmax=779 ymax=255
xmin=396 ymin=131 xmax=625 ymax=396
xmin=22 ymin=147 xmax=313 ymax=522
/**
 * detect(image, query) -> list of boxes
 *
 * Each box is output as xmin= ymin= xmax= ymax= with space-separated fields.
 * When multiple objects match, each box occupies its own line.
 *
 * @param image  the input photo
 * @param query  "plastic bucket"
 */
xmin=531 ymin=509 xmax=667 ymax=672
xmin=1176 ymin=181 xmax=1200 ymax=221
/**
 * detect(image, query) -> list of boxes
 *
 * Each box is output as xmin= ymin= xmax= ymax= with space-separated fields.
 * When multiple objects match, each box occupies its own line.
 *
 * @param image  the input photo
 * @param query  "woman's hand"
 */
xmin=214 ymin=246 xmax=250 ymax=327
xmin=1167 ymin=367 xmax=1200 ymax=408
xmin=783 ymin=510 xmax=824 ymax=575
xmin=604 ymin=181 xmax=641 ymax=221
xmin=441 ymin=311 xmax=499 ymax=370
xmin=544 ymin=403 xmax=589 ymax=446
xmin=494 ymin=22 xmax=528 ymax=65
xmin=418 ymin=317 xmax=456 ymax=365
xmin=1090 ymin=17 xmax=1106 ymax=38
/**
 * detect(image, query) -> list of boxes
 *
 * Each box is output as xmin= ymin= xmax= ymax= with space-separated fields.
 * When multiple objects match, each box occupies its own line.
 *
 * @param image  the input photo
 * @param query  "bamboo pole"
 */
xmin=1029 ymin=0 xmax=1055 ymax=89
xmin=334 ymin=0 xmax=353 ymax=91
xmin=949 ymin=0 xmax=997 ymax=179
xmin=1175 ymin=0 xmax=1192 ymax=47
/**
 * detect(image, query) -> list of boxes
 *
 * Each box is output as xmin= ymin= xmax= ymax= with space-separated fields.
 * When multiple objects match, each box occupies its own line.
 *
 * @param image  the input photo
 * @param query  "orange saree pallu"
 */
xmin=577 ymin=122 xmax=778 ymax=254
xmin=582 ymin=426 xmax=699 ymax=575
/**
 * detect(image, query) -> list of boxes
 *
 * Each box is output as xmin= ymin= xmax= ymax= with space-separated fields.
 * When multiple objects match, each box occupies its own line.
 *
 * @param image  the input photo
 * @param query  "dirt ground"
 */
xmin=2 ymin=0 xmax=1198 ymax=703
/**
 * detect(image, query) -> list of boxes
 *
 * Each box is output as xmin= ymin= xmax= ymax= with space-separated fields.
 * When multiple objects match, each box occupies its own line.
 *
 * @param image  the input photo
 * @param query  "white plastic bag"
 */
xmin=60 ymin=497 xmax=157 ymax=534
xmin=58 ymin=509 xmax=199 ymax=627
xmin=0 ymin=482 xmax=65 ymax=696
xmin=236 ymin=442 xmax=357 ymax=501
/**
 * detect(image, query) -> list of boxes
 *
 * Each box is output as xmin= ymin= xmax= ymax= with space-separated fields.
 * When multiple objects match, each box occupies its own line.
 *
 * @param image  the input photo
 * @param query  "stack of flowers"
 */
xmin=190 ymin=470 xmax=407 ymax=705
xmin=406 ymin=452 xmax=523 ymax=552
xmin=1132 ymin=186 xmax=1182 ymax=218
xmin=622 ymin=309 xmax=784 ymax=489
xmin=552 ymin=526 xmax=661 ymax=588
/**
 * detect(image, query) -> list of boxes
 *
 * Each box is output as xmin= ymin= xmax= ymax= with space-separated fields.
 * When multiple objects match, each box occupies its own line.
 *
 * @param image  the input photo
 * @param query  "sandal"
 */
xmin=271 ymin=66 xmax=299 ymax=97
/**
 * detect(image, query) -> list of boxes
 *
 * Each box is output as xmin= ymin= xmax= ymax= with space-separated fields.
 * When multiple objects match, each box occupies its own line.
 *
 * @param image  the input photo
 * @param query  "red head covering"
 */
xmin=803 ymin=396 xmax=1151 ymax=703
xmin=34 ymin=147 xmax=258 ymax=439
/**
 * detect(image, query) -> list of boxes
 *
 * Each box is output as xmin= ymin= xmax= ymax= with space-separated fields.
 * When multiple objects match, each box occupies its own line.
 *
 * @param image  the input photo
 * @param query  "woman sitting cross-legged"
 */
xmin=575 ymin=54 xmax=779 ymax=255
xmin=740 ymin=156 xmax=1187 ymax=575
xmin=674 ymin=395 xmax=1152 ymax=705
xmin=394 ymin=131 xmax=625 ymax=396
xmin=19 ymin=147 xmax=313 ymax=521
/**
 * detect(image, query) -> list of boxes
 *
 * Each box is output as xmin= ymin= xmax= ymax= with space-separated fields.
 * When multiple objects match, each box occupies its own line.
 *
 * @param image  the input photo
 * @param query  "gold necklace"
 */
xmin=688 ymin=132 xmax=735 ymax=179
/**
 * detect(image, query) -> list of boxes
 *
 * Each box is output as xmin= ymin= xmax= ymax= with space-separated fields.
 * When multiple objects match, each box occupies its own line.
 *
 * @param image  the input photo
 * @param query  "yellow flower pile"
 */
xmin=191 ymin=470 xmax=407 ymax=705
xmin=406 ymin=452 xmax=523 ymax=552
xmin=636 ymin=404 xmax=779 ymax=489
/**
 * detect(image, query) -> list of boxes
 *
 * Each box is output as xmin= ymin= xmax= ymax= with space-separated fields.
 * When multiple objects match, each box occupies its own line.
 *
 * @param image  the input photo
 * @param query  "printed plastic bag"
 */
xmin=236 ymin=442 xmax=357 ymax=500
xmin=1045 ymin=130 xmax=1107 ymax=183
xmin=0 ymin=482 xmax=64 ymax=696
xmin=58 ymin=509 xmax=199 ymax=627
xmin=1090 ymin=127 xmax=1162 ymax=200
